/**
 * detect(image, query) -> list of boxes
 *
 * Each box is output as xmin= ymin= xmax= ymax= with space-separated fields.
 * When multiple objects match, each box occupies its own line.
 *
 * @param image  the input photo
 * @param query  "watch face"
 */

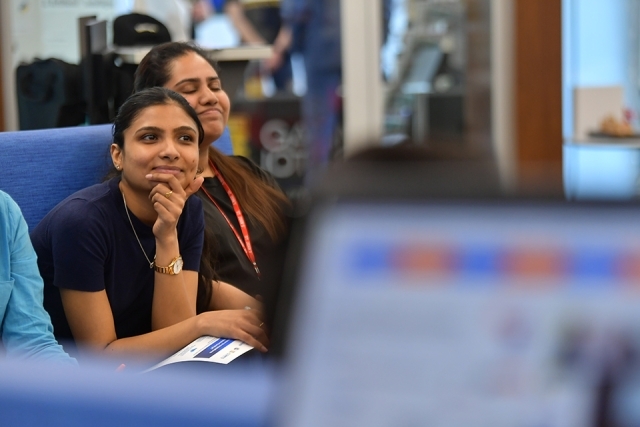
xmin=174 ymin=257 xmax=184 ymax=274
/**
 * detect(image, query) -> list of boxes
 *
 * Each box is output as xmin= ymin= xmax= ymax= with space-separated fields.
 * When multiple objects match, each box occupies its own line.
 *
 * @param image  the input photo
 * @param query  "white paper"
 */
xmin=145 ymin=336 xmax=253 ymax=372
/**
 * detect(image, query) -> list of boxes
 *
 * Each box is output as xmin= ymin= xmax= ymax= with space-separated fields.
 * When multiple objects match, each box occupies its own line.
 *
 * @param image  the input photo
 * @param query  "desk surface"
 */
xmin=113 ymin=45 xmax=273 ymax=65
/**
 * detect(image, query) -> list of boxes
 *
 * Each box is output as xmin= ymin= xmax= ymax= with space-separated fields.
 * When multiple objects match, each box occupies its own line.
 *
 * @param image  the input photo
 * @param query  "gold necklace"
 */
xmin=121 ymin=191 xmax=155 ymax=269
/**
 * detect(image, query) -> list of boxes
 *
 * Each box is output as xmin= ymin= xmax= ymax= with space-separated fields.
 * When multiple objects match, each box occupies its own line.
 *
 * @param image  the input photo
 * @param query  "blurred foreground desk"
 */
xmin=563 ymin=138 xmax=640 ymax=200
xmin=0 ymin=358 xmax=274 ymax=426
xmin=113 ymin=45 xmax=272 ymax=102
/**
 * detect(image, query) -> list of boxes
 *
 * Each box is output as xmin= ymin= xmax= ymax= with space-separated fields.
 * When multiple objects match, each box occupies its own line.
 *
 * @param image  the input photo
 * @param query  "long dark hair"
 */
xmin=134 ymin=42 xmax=289 ymax=241
xmin=112 ymin=87 xmax=213 ymax=312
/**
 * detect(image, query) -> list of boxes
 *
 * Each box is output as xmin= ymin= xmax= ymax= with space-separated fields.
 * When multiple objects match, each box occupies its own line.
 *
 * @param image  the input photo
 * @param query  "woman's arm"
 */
xmin=224 ymin=1 xmax=267 ymax=45
xmin=264 ymin=25 xmax=292 ymax=72
xmin=209 ymin=280 xmax=264 ymax=313
xmin=150 ymin=233 xmax=197 ymax=330
xmin=61 ymin=287 xmax=268 ymax=358
xmin=147 ymin=175 xmax=204 ymax=330
xmin=2 ymin=195 xmax=76 ymax=364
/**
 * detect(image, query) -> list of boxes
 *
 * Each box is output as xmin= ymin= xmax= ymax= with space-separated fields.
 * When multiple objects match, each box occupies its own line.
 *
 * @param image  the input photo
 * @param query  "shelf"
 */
xmin=112 ymin=45 xmax=273 ymax=65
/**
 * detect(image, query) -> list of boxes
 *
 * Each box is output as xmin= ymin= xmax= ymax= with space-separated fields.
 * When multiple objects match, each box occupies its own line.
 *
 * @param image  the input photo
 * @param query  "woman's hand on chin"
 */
xmin=147 ymin=173 xmax=204 ymax=240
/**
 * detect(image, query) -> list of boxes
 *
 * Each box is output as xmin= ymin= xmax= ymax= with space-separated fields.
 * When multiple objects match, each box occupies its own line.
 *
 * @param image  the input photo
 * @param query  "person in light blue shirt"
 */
xmin=0 ymin=190 xmax=75 ymax=364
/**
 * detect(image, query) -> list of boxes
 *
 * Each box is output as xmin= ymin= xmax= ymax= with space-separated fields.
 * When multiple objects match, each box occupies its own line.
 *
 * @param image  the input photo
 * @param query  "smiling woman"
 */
xmin=30 ymin=87 xmax=268 ymax=365
xmin=134 ymin=43 xmax=292 ymax=336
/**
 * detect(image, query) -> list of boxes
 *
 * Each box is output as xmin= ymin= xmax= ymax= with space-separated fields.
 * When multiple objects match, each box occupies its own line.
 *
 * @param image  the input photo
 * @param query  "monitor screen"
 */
xmin=277 ymin=199 xmax=640 ymax=427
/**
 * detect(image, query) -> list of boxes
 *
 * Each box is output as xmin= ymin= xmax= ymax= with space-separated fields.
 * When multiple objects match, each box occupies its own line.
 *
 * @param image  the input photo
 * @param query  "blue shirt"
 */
xmin=31 ymin=178 xmax=204 ymax=351
xmin=0 ymin=190 xmax=75 ymax=363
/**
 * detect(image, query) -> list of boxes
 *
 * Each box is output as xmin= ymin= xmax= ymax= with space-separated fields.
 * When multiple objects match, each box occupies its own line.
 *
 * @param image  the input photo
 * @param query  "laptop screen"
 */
xmin=277 ymin=198 xmax=640 ymax=426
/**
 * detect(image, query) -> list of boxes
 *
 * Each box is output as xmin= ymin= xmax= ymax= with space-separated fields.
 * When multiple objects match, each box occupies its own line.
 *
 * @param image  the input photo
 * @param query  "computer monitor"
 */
xmin=274 ymin=162 xmax=640 ymax=426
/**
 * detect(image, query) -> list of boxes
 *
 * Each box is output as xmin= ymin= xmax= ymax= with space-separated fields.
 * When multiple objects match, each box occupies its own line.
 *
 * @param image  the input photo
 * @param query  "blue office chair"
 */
xmin=0 ymin=125 xmax=234 ymax=231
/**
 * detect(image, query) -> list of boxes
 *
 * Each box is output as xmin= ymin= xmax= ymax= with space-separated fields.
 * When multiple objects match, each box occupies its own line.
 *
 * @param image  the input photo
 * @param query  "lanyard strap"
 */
xmin=200 ymin=160 xmax=260 ymax=278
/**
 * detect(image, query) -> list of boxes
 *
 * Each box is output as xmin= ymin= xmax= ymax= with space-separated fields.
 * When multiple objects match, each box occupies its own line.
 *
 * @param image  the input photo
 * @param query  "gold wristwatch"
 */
xmin=154 ymin=256 xmax=183 ymax=275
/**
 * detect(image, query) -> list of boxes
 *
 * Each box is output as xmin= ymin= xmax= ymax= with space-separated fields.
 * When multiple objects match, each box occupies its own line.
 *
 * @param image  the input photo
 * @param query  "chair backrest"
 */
xmin=0 ymin=124 xmax=234 ymax=231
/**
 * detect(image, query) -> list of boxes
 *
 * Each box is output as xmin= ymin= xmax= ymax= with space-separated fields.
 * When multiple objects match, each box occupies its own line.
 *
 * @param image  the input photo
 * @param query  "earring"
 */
xmin=115 ymin=164 xmax=121 ymax=170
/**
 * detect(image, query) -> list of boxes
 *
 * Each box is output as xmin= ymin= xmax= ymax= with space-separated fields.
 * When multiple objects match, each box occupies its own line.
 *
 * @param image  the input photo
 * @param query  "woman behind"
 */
xmin=134 ymin=42 xmax=291 ymax=331
xmin=31 ymin=87 xmax=268 ymax=361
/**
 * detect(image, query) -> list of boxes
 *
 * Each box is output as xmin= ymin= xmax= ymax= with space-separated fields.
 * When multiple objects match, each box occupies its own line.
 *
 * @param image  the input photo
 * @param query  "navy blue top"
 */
xmin=31 ymin=178 xmax=204 ymax=352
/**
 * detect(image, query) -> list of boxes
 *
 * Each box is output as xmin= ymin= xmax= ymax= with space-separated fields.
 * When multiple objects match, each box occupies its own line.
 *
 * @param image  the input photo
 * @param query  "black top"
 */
xmin=196 ymin=156 xmax=290 ymax=329
xmin=31 ymin=178 xmax=204 ymax=354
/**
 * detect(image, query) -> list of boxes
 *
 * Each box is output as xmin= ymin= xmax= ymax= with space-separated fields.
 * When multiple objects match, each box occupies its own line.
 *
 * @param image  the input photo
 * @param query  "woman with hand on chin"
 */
xmin=31 ymin=87 xmax=268 ymax=362
xmin=134 ymin=42 xmax=291 ymax=334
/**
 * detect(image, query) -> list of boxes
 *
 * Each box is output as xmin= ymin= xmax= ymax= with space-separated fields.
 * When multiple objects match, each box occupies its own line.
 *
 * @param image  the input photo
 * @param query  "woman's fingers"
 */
xmin=233 ymin=311 xmax=269 ymax=351
xmin=150 ymin=189 xmax=183 ymax=223
xmin=145 ymin=173 xmax=191 ymax=236
xmin=235 ymin=327 xmax=269 ymax=353
xmin=150 ymin=187 xmax=183 ymax=212
xmin=202 ymin=310 xmax=270 ymax=352
xmin=147 ymin=173 xmax=202 ymax=215
xmin=185 ymin=176 xmax=204 ymax=198
xmin=146 ymin=173 xmax=185 ymax=199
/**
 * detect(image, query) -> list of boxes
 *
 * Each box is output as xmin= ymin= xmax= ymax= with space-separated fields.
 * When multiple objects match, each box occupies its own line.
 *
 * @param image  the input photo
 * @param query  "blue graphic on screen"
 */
xmin=569 ymin=248 xmax=618 ymax=280
xmin=350 ymin=242 xmax=391 ymax=273
xmin=456 ymin=246 xmax=502 ymax=276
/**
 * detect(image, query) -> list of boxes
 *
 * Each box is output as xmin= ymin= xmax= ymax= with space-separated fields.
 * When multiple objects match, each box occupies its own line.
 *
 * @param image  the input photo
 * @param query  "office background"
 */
xmin=0 ymin=0 xmax=565 ymax=191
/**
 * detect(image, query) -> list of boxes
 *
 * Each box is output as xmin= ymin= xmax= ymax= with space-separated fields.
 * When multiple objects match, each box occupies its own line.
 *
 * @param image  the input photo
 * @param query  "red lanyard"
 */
xmin=200 ymin=160 xmax=260 ymax=278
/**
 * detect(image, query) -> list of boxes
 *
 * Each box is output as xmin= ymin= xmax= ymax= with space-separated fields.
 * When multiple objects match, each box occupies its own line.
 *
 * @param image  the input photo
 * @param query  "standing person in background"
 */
xmin=0 ymin=190 xmax=75 ymax=364
xmin=226 ymin=0 xmax=293 ymax=91
xmin=277 ymin=0 xmax=342 ymax=184
xmin=192 ymin=0 xmax=282 ymax=45
xmin=133 ymin=42 xmax=292 ymax=336
xmin=193 ymin=0 xmax=293 ymax=92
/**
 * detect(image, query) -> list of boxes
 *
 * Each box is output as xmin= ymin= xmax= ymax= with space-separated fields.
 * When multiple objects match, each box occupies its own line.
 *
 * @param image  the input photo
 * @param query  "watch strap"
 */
xmin=154 ymin=256 xmax=182 ymax=275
